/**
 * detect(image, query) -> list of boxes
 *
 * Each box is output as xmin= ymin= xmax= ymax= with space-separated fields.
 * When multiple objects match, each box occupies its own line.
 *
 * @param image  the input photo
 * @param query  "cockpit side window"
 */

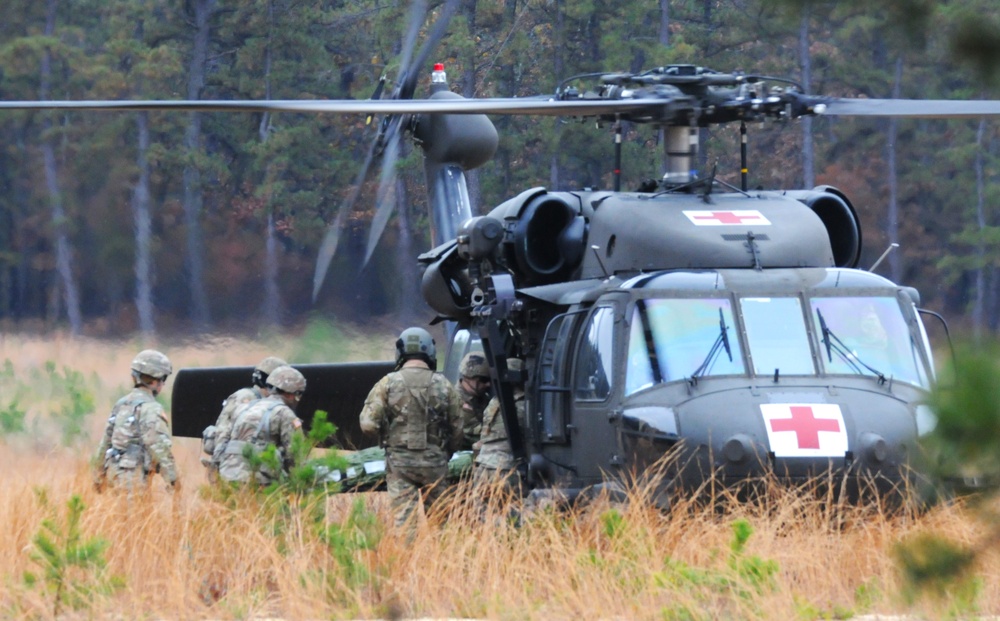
xmin=574 ymin=306 xmax=616 ymax=401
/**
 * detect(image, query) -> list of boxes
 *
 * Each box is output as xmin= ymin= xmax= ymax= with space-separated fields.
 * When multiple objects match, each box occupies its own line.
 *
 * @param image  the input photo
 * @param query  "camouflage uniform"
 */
xmin=472 ymin=385 xmax=527 ymax=498
xmin=457 ymin=352 xmax=491 ymax=451
xmin=202 ymin=356 xmax=288 ymax=481
xmin=206 ymin=386 xmax=262 ymax=469
xmin=218 ymin=394 xmax=303 ymax=485
xmin=95 ymin=387 xmax=177 ymax=490
xmin=458 ymin=381 xmax=491 ymax=451
xmin=360 ymin=365 xmax=463 ymax=527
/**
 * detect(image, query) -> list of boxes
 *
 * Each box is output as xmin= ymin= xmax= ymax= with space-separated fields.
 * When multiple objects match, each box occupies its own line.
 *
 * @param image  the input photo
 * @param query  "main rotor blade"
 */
xmin=819 ymin=98 xmax=1000 ymax=118
xmin=0 ymin=97 xmax=672 ymax=116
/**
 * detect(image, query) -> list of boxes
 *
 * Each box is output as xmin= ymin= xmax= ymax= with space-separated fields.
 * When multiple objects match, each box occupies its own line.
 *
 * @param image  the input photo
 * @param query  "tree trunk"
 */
xmin=259 ymin=0 xmax=282 ymax=327
xmin=40 ymin=0 xmax=83 ymax=335
xmin=550 ymin=0 xmax=565 ymax=189
xmin=886 ymin=56 xmax=903 ymax=283
xmin=799 ymin=7 xmax=815 ymax=188
xmin=394 ymin=172 xmax=420 ymax=323
xmin=972 ymin=118 xmax=987 ymax=335
xmin=182 ymin=0 xmax=217 ymax=330
xmin=659 ymin=0 xmax=669 ymax=47
xmin=263 ymin=214 xmax=281 ymax=326
xmin=131 ymin=111 xmax=155 ymax=335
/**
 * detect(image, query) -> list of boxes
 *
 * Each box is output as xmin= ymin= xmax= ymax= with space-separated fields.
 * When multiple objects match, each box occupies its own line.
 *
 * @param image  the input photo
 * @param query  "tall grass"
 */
xmin=0 ymin=333 xmax=997 ymax=619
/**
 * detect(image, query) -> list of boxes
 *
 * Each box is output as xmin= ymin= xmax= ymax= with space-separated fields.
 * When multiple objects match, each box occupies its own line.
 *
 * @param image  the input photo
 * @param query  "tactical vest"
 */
xmin=224 ymin=399 xmax=286 ymax=458
xmin=203 ymin=386 xmax=261 ymax=456
xmin=385 ymin=368 xmax=450 ymax=453
xmin=103 ymin=391 xmax=155 ymax=471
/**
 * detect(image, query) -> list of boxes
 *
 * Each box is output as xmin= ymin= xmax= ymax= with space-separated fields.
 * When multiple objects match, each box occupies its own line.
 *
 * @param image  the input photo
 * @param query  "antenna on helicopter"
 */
xmin=869 ymin=243 xmax=899 ymax=272
xmin=590 ymin=245 xmax=611 ymax=279
xmin=613 ymin=118 xmax=622 ymax=191
xmin=740 ymin=121 xmax=748 ymax=192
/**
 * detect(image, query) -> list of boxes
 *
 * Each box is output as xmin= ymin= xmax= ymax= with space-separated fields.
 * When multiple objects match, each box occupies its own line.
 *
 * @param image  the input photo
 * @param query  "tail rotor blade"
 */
xmin=401 ymin=0 xmax=459 ymax=98
xmin=396 ymin=0 xmax=429 ymax=91
xmin=312 ymin=138 xmax=379 ymax=301
xmin=363 ymin=130 xmax=402 ymax=267
xmin=313 ymin=207 xmax=349 ymax=301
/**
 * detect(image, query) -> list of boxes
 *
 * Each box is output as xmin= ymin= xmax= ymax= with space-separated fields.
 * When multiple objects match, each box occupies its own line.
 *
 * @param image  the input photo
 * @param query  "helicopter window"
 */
xmin=810 ymin=296 xmax=930 ymax=388
xmin=740 ymin=297 xmax=815 ymax=376
xmin=633 ymin=298 xmax=745 ymax=384
xmin=575 ymin=307 xmax=615 ymax=401
xmin=625 ymin=306 xmax=656 ymax=395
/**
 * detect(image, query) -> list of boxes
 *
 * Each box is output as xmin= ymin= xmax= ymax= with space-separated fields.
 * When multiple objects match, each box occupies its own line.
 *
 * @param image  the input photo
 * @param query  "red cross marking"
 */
xmin=693 ymin=211 xmax=761 ymax=224
xmin=768 ymin=405 xmax=841 ymax=449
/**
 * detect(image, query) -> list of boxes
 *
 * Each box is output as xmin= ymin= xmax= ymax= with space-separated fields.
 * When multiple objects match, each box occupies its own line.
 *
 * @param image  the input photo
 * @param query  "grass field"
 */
xmin=0 ymin=330 xmax=997 ymax=620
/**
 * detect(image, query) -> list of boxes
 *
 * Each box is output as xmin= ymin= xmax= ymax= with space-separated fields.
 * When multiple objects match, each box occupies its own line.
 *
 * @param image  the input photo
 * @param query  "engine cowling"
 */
xmin=786 ymin=186 xmax=862 ymax=268
xmin=502 ymin=191 xmax=588 ymax=285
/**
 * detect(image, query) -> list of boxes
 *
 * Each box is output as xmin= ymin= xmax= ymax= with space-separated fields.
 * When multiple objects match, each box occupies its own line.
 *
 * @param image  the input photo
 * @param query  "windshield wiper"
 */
xmin=816 ymin=308 xmax=887 ymax=385
xmin=691 ymin=308 xmax=733 ymax=383
xmin=719 ymin=307 xmax=732 ymax=362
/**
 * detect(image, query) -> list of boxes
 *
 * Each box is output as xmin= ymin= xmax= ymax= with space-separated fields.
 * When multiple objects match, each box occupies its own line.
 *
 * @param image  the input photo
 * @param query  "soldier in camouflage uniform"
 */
xmin=360 ymin=327 xmax=463 ymax=528
xmin=473 ymin=358 xmax=527 ymax=500
xmin=94 ymin=350 xmax=178 ymax=492
xmin=201 ymin=356 xmax=287 ymax=482
xmin=456 ymin=352 xmax=492 ymax=451
xmin=217 ymin=365 xmax=306 ymax=486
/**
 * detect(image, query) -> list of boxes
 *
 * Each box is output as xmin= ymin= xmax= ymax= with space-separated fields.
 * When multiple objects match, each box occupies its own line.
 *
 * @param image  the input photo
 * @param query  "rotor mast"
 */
xmin=663 ymin=126 xmax=699 ymax=184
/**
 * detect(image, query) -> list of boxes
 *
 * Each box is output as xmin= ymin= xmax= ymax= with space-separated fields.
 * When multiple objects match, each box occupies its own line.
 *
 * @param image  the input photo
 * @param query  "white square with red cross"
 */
xmin=684 ymin=210 xmax=771 ymax=226
xmin=760 ymin=403 xmax=848 ymax=458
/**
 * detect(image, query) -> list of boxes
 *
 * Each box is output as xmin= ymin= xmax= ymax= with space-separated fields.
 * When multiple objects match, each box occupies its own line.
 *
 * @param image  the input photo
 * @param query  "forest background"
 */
xmin=0 ymin=0 xmax=999 ymax=339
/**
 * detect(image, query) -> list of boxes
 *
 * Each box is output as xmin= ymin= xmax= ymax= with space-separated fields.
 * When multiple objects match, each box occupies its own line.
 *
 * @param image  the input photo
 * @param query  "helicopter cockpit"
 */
xmin=528 ymin=266 xmax=936 ymax=495
xmin=618 ymin=270 xmax=934 ymax=395
xmin=557 ymin=268 xmax=935 ymax=402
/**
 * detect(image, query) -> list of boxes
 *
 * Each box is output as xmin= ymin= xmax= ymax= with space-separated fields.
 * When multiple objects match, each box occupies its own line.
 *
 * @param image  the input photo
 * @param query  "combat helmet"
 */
xmin=252 ymin=356 xmax=288 ymax=388
xmin=266 ymin=365 xmax=307 ymax=395
xmin=395 ymin=327 xmax=436 ymax=369
xmin=460 ymin=352 xmax=489 ymax=379
xmin=131 ymin=349 xmax=172 ymax=380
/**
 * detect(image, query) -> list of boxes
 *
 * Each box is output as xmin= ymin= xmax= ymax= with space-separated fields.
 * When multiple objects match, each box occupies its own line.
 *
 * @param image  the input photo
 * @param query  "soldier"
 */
xmin=201 ymin=355 xmax=288 ymax=481
xmin=456 ymin=352 xmax=492 ymax=451
xmin=94 ymin=349 xmax=178 ymax=492
xmin=217 ymin=365 xmax=306 ymax=486
xmin=472 ymin=358 xmax=527 ymax=501
xmin=360 ymin=327 xmax=463 ymax=528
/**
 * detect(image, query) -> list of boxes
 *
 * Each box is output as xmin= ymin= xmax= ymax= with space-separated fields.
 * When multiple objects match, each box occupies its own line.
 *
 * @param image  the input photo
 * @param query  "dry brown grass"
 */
xmin=1 ymin=335 xmax=998 ymax=620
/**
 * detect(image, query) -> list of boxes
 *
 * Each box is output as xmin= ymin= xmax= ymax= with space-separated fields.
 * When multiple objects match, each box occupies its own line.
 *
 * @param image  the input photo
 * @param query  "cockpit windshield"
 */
xmin=810 ymin=296 xmax=930 ymax=388
xmin=624 ymin=291 xmax=931 ymax=396
xmin=626 ymin=298 xmax=744 ymax=395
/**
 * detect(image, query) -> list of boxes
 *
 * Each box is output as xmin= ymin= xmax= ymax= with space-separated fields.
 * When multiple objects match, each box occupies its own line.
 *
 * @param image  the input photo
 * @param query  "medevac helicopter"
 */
xmin=5 ymin=9 xmax=1000 ymax=503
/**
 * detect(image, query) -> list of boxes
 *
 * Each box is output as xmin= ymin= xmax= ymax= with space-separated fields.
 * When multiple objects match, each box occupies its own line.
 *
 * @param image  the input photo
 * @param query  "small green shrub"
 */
xmin=23 ymin=492 xmax=122 ymax=616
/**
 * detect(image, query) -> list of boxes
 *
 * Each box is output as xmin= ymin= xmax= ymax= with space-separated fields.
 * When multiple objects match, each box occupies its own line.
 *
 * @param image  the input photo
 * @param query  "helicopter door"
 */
xmin=569 ymin=305 xmax=621 ymax=480
xmin=536 ymin=310 xmax=586 ymax=444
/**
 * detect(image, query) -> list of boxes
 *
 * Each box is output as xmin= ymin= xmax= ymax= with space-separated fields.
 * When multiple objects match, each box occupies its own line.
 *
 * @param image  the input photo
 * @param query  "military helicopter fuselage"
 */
xmin=420 ymin=181 xmax=937 ymax=502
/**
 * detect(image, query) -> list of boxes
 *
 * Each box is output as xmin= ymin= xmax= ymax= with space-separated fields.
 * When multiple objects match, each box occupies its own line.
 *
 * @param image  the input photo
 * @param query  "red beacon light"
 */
xmin=431 ymin=62 xmax=447 ymax=84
